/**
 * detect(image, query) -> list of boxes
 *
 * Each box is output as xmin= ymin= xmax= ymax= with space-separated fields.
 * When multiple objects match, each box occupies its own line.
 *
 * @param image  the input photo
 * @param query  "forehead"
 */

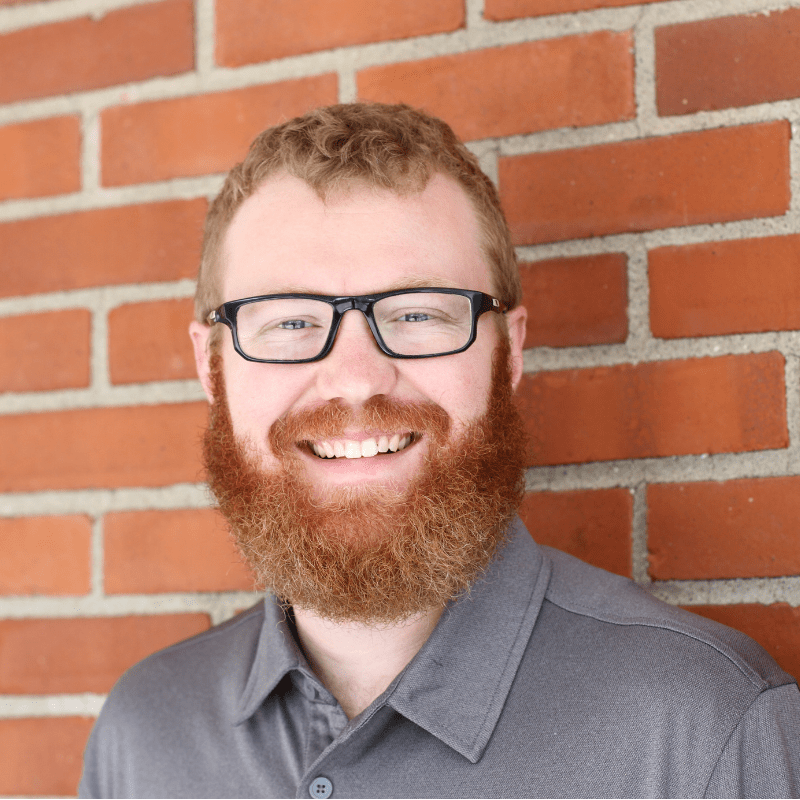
xmin=220 ymin=172 xmax=492 ymax=299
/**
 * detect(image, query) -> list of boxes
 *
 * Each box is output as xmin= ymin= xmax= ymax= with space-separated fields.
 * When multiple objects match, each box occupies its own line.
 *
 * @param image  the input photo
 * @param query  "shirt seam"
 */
xmin=544 ymin=592 xmax=772 ymax=691
xmin=702 ymin=685 xmax=775 ymax=797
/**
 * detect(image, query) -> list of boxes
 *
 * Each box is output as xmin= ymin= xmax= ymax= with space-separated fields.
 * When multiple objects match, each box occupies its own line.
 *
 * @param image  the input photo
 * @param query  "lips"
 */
xmin=307 ymin=433 xmax=414 ymax=459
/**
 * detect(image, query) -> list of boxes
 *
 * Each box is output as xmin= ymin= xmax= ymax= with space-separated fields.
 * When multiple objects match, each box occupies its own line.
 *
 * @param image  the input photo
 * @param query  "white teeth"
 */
xmin=309 ymin=434 xmax=414 ymax=459
xmin=361 ymin=438 xmax=379 ymax=457
xmin=344 ymin=441 xmax=361 ymax=459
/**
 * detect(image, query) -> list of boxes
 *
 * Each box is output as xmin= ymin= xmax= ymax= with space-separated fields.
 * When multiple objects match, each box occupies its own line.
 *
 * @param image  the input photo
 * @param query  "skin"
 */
xmin=190 ymin=171 xmax=527 ymax=717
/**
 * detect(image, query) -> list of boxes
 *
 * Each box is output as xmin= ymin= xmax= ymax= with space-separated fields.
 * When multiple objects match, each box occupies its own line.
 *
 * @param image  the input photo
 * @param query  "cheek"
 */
xmin=221 ymin=355 xmax=301 ymax=450
xmin=409 ymin=345 xmax=495 ymax=429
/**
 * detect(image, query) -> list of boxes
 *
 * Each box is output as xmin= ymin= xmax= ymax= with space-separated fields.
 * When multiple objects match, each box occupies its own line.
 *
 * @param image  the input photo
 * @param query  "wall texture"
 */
xmin=1 ymin=0 xmax=799 ymax=794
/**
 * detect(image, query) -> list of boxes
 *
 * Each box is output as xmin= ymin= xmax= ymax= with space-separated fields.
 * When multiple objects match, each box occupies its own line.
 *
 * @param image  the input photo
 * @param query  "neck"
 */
xmin=292 ymin=605 xmax=443 ymax=719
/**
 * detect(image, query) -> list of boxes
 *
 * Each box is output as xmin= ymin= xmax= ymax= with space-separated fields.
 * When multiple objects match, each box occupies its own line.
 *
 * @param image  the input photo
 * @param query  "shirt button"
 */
xmin=309 ymin=776 xmax=333 ymax=799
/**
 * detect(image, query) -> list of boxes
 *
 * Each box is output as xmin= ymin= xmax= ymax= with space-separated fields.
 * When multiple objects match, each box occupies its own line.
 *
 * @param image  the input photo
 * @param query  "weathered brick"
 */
xmin=358 ymin=32 xmax=634 ymax=141
xmin=520 ymin=253 xmax=627 ymax=348
xmin=517 ymin=352 xmax=787 ymax=466
xmin=649 ymin=235 xmax=800 ymax=339
xmin=485 ymin=0 xmax=671 ymax=20
xmin=648 ymin=477 xmax=800 ymax=580
xmin=0 ymin=200 xmax=206 ymax=298
xmin=0 ymin=0 xmax=193 ymax=104
xmin=689 ymin=604 xmax=800 ymax=682
xmin=101 ymin=77 xmax=338 ymax=186
xmin=0 ymin=402 xmax=208 ymax=493
xmin=109 ymin=298 xmax=196 ymax=385
xmin=104 ymin=508 xmax=254 ymax=594
xmin=0 ymin=717 xmax=94 ymax=797
xmin=216 ymin=0 xmax=464 ymax=65
xmin=519 ymin=488 xmax=632 ymax=576
xmin=0 ymin=516 xmax=92 ymax=596
xmin=657 ymin=9 xmax=800 ymax=117
xmin=0 ymin=614 xmax=210 ymax=694
xmin=499 ymin=121 xmax=790 ymax=245
xmin=0 ymin=309 xmax=90 ymax=392
xmin=0 ymin=116 xmax=80 ymax=201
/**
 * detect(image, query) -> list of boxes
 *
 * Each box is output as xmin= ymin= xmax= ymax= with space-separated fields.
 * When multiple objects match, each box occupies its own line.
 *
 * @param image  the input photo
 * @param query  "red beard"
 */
xmin=203 ymin=338 xmax=527 ymax=624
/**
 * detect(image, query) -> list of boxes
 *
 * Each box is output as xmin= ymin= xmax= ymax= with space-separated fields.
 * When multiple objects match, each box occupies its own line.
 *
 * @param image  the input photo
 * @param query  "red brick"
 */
xmin=519 ymin=488 xmax=632 ymax=576
xmin=657 ymin=9 xmax=800 ymax=117
xmin=486 ymin=0 xmax=671 ymax=20
xmin=0 ymin=116 xmax=80 ymax=201
xmin=105 ymin=508 xmax=254 ymax=593
xmin=109 ymin=298 xmax=196 ymax=385
xmin=358 ymin=32 xmax=634 ymax=142
xmin=216 ymin=0 xmax=463 ymax=65
xmin=520 ymin=254 xmax=627 ymax=348
xmin=0 ymin=309 xmax=90 ymax=392
xmin=648 ymin=477 xmax=800 ymax=581
xmin=0 ymin=717 xmax=94 ymax=797
xmin=0 ymin=0 xmax=193 ymax=104
xmin=649 ymin=235 xmax=800 ymax=339
xmin=0 ymin=614 xmax=209 ymax=693
xmin=0 ymin=516 xmax=91 ymax=596
xmin=517 ymin=352 xmax=787 ymax=466
xmin=101 ymin=77 xmax=338 ymax=186
xmin=0 ymin=402 xmax=208 ymax=493
xmin=0 ymin=200 xmax=206 ymax=298
xmin=499 ymin=121 xmax=790 ymax=245
xmin=689 ymin=604 xmax=800 ymax=682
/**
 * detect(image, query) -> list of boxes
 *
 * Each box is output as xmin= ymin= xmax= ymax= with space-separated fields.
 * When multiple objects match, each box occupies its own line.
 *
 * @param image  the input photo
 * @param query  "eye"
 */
xmin=398 ymin=312 xmax=433 ymax=323
xmin=277 ymin=319 xmax=314 ymax=330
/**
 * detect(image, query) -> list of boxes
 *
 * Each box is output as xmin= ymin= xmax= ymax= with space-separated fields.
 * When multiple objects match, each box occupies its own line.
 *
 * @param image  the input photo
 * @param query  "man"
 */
xmin=80 ymin=103 xmax=800 ymax=798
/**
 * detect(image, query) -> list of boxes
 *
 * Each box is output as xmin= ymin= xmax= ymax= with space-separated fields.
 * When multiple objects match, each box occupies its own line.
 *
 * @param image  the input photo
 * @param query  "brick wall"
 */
xmin=1 ymin=0 xmax=799 ymax=794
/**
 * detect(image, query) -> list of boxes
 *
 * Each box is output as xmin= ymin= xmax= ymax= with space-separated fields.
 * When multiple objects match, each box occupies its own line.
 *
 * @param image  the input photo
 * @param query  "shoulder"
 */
xmin=540 ymin=546 xmax=793 ymax=692
xmin=111 ymin=600 xmax=266 ymax=712
xmin=496 ymin=545 xmax=800 ymax=797
xmin=79 ymin=602 xmax=266 ymax=798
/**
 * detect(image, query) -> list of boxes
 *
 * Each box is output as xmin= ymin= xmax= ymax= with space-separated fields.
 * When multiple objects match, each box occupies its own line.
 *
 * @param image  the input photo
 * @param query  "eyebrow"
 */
xmin=267 ymin=277 xmax=458 ymax=295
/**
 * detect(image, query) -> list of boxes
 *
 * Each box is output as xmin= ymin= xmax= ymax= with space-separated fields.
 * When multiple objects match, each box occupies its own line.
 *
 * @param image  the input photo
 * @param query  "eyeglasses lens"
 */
xmin=374 ymin=292 xmax=472 ymax=356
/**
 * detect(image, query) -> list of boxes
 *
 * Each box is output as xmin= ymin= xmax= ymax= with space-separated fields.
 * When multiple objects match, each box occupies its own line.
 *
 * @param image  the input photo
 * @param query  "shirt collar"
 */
xmin=386 ymin=517 xmax=550 ymax=762
xmin=234 ymin=600 xmax=317 ymax=725
xmin=233 ymin=516 xmax=551 ymax=763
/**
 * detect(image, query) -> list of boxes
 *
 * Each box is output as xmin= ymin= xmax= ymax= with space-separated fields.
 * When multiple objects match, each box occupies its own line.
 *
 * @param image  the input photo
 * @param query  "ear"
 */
xmin=189 ymin=320 xmax=214 ymax=403
xmin=504 ymin=305 xmax=527 ymax=391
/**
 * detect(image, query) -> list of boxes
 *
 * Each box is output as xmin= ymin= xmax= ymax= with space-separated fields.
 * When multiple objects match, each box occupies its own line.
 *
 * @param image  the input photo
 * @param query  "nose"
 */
xmin=314 ymin=308 xmax=399 ymax=405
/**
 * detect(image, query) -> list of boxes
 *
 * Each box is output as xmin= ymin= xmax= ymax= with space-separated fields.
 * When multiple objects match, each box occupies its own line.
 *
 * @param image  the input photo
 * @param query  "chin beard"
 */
xmin=203 ymin=337 xmax=527 ymax=625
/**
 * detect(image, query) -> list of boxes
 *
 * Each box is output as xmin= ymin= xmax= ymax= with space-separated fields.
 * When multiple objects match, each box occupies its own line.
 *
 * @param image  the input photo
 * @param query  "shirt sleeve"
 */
xmin=78 ymin=707 xmax=118 ymax=799
xmin=705 ymin=681 xmax=800 ymax=798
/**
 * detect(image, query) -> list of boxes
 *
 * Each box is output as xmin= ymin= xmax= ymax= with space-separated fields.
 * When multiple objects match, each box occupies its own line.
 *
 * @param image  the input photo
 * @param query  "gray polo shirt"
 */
xmin=80 ymin=518 xmax=800 ymax=798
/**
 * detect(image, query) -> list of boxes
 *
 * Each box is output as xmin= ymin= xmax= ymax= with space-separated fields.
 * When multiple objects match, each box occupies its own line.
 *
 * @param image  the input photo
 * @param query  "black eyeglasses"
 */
xmin=207 ymin=288 xmax=507 ymax=364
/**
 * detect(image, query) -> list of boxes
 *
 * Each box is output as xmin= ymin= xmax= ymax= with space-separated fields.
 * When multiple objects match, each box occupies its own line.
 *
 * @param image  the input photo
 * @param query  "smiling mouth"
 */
xmin=304 ymin=433 xmax=417 ymax=460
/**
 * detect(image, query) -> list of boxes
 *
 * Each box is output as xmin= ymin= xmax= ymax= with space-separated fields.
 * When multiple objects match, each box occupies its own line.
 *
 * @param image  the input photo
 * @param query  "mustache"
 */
xmin=268 ymin=395 xmax=452 ymax=458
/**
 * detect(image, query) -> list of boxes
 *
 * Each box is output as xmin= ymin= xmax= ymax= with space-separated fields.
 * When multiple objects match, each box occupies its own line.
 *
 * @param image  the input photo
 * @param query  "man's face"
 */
xmin=191 ymin=172 xmax=527 ymax=496
xmin=190 ymin=172 xmax=528 ymax=622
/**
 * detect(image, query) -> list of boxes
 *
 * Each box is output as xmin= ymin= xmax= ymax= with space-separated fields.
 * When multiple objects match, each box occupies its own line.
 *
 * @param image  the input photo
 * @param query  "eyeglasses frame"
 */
xmin=206 ymin=287 xmax=508 ymax=364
